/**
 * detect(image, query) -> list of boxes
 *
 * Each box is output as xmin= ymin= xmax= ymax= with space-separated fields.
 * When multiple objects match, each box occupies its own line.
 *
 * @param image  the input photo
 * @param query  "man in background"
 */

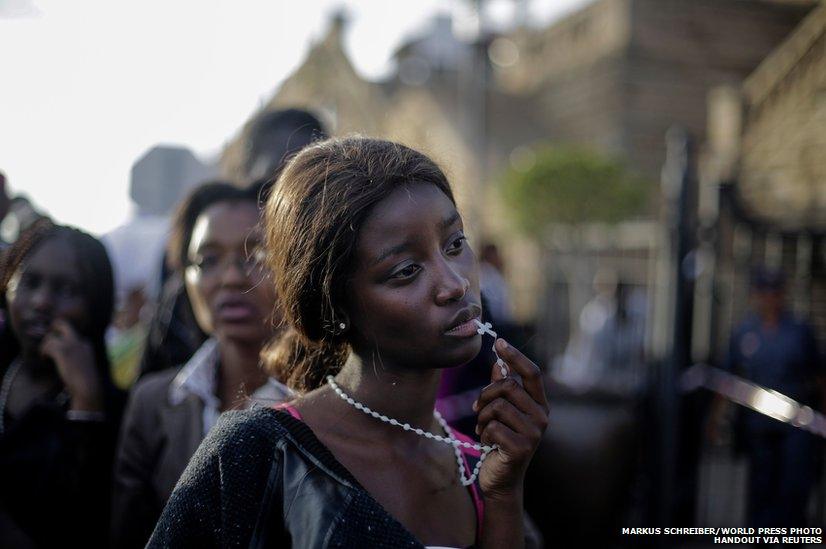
xmin=710 ymin=267 xmax=823 ymax=527
xmin=243 ymin=108 xmax=327 ymax=183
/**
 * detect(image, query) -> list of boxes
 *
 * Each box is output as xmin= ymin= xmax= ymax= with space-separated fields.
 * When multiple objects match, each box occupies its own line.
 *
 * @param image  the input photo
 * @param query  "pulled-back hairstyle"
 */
xmin=0 ymin=219 xmax=121 ymax=414
xmin=264 ymin=136 xmax=455 ymax=393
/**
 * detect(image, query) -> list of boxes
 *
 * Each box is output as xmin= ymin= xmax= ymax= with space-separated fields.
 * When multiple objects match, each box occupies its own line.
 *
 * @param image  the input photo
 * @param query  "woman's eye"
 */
xmin=55 ymin=281 xmax=81 ymax=299
xmin=20 ymin=273 xmax=41 ymax=290
xmin=194 ymin=254 xmax=220 ymax=272
xmin=391 ymin=264 xmax=420 ymax=280
xmin=447 ymin=235 xmax=467 ymax=254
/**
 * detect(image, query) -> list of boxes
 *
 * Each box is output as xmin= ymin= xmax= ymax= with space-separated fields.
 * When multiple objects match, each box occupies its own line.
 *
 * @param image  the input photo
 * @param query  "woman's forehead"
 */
xmin=357 ymin=185 xmax=459 ymax=256
xmin=20 ymin=234 xmax=80 ymax=277
xmin=366 ymin=185 xmax=455 ymax=229
xmin=189 ymin=201 xmax=261 ymax=251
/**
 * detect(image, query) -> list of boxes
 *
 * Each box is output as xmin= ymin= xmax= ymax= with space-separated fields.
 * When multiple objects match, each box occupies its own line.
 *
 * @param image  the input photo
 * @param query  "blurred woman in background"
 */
xmin=111 ymin=182 xmax=291 ymax=548
xmin=0 ymin=219 xmax=122 ymax=548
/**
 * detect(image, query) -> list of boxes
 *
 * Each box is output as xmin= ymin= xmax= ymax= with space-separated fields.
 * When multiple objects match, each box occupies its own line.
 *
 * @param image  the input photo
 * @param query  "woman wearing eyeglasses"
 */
xmin=110 ymin=182 xmax=292 ymax=549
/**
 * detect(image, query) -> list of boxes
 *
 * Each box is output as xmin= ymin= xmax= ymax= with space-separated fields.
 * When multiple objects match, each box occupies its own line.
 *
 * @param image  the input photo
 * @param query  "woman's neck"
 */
xmin=333 ymin=351 xmax=443 ymax=433
xmin=215 ymin=335 xmax=268 ymax=411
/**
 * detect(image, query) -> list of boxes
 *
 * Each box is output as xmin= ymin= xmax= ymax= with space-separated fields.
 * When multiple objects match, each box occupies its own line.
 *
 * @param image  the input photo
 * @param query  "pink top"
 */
xmin=275 ymin=403 xmax=485 ymax=545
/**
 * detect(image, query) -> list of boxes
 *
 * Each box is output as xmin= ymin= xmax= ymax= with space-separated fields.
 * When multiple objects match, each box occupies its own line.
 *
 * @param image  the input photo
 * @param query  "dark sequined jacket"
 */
xmin=148 ymin=407 xmax=483 ymax=548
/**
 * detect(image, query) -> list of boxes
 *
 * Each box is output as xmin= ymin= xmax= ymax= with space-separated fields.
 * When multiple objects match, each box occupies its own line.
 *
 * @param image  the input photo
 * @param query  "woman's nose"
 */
xmin=219 ymin=256 xmax=249 ymax=286
xmin=30 ymin=285 xmax=55 ymax=311
xmin=434 ymin=261 xmax=470 ymax=305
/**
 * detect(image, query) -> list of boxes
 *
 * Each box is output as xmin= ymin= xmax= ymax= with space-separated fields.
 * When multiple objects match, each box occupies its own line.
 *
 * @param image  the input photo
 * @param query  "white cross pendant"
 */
xmin=473 ymin=319 xmax=509 ymax=378
xmin=474 ymin=320 xmax=496 ymax=338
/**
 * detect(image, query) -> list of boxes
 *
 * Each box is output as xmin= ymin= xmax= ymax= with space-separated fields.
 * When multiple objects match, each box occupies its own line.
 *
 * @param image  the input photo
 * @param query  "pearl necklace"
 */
xmin=326 ymin=375 xmax=496 ymax=487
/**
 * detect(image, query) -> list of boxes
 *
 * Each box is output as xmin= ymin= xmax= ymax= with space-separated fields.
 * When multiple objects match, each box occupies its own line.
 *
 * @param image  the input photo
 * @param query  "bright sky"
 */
xmin=1 ymin=0 xmax=589 ymax=235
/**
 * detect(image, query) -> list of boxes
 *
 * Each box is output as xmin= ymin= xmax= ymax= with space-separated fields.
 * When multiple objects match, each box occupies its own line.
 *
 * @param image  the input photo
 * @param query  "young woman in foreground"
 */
xmin=150 ymin=137 xmax=549 ymax=548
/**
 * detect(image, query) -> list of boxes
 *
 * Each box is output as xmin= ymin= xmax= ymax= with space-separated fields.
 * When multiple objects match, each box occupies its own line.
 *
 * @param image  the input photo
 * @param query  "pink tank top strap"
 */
xmin=273 ymin=402 xmax=303 ymax=421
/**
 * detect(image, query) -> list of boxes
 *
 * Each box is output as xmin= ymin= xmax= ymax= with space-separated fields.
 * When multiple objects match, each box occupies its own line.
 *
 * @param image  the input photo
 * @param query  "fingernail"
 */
xmin=497 ymin=338 xmax=509 ymax=351
xmin=472 ymin=400 xmax=478 ymax=412
xmin=475 ymin=425 xmax=480 ymax=435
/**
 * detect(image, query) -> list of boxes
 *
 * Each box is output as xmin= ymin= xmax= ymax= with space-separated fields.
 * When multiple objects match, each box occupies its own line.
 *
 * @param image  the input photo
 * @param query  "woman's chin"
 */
xmin=441 ymin=334 xmax=483 ymax=369
xmin=214 ymin=322 xmax=269 ymax=344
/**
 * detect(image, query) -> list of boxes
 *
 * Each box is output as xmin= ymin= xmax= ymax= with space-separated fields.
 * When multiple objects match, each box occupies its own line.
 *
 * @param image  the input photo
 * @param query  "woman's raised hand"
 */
xmin=40 ymin=318 xmax=103 ymax=412
xmin=473 ymin=338 xmax=549 ymax=500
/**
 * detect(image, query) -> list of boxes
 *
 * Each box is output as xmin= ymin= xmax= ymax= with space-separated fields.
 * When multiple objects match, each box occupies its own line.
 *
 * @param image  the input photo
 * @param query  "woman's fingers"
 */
xmin=473 ymin=377 xmax=545 ymax=419
xmin=494 ymin=338 xmax=548 ymax=412
xmin=49 ymin=318 xmax=79 ymax=341
xmin=40 ymin=319 xmax=74 ymax=358
xmin=475 ymin=397 xmax=541 ymax=440
xmin=479 ymin=420 xmax=534 ymax=464
xmin=474 ymin=381 xmax=548 ymax=441
xmin=39 ymin=333 xmax=57 ymax=357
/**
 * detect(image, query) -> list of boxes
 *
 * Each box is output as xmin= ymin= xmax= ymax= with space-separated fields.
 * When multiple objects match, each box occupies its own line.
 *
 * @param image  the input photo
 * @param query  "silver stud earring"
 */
xmin=329 ymin=319 xmax=348 ymax=335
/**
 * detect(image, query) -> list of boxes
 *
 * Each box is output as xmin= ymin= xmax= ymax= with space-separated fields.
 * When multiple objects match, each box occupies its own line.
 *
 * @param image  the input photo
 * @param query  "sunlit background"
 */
xmin=1 ymin=0 xmax=588 ymax=235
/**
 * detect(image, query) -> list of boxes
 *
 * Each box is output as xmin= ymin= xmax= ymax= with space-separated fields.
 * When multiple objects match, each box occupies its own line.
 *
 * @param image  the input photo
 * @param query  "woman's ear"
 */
xmin=325 ymin=311 xmax=350 ymax=336
xmin=333 ymin=311 xmax=350 ymax=335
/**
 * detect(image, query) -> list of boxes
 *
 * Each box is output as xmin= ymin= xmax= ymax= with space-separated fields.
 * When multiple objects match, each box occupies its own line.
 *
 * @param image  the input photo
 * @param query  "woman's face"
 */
xmin=6 ymin=235 xmax=91 ymax=354
xmin=346 ymin=183 xmax=482 ymax=371
xmin=184 ymin=201 xmax=279 ymax=344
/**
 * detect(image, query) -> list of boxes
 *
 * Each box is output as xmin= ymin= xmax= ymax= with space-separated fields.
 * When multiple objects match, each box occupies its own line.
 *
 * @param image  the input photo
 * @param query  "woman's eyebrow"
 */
xmin=372 ymin=241 xmax=411 ymax=267
xmin=440 ymin=211 xmax=460 ymax=230
xmin=189 ymin=241 xmax=223 ymax=257
xmin=193 ymin=240 xmax=219 ymax=250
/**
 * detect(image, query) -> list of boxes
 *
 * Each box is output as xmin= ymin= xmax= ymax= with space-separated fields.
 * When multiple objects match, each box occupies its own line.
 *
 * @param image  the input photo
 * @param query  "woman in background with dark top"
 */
xmin=111 ymin=182 xmax=292 ymax=548
xmin=0 ymin=219 xmax=122 ymax=548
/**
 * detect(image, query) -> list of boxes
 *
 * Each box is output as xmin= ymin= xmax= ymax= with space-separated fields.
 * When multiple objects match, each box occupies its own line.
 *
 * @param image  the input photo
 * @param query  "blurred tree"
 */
xmin=502 ymin=145 xmax=650 ymax=237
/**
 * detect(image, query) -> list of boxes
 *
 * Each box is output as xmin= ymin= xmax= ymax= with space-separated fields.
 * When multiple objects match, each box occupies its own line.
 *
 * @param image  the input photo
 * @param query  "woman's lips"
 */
xmin=216 ymin=302 xmax=257 ymax=322
xmin=444 ymin=316 xmax=482 ymax=338
xmin=24 ymin=318 xmax=51 ymax=339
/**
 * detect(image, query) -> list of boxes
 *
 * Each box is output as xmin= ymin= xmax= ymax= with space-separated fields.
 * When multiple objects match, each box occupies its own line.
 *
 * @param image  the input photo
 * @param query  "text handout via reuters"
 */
xmin=621 ymin=527 xmax=823 ymax=544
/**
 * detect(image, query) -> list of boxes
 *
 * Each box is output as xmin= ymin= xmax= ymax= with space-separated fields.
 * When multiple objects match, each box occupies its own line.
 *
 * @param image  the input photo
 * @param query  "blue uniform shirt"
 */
xmin=726 ymin=312 xmax=822 ymax=433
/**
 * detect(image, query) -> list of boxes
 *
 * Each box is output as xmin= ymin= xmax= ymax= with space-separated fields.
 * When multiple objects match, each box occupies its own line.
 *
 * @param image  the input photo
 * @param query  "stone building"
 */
xmin=502 ymin=0 xmax=814 ymax=179
xmin=739 ymin=3 xmax=826 ymax=231
xmin=219 ymin=0 xmax=815 ymax=324
xmin=702 ymin=2 xmax=826 ymax=359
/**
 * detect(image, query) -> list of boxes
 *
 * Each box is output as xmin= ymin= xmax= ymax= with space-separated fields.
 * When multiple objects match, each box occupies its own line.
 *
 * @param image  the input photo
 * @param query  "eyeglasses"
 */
xmin=186 ymin=247 xmax=268 ymax=279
